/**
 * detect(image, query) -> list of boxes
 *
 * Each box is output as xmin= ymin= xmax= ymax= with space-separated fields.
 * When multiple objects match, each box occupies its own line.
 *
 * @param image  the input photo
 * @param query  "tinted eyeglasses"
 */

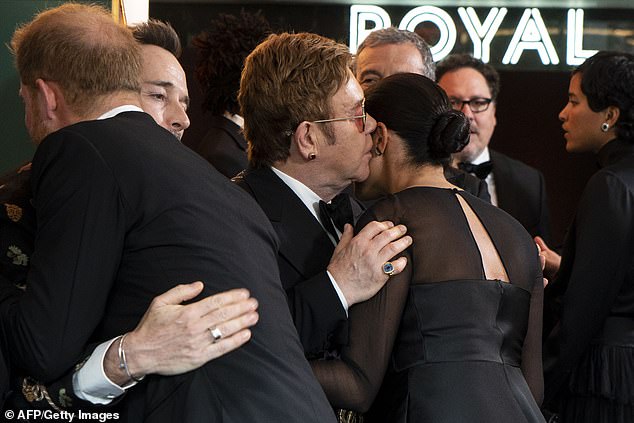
xmin=312 ymin=98 xmax=367 ymax=133
xmin=448 ymin=97 xmax=493 ymax=113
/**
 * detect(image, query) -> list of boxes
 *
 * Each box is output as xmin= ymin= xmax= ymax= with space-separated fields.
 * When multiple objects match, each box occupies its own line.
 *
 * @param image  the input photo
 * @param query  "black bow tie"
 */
xmin=319 ymin=193 xmax=354 ymax=240
xmin=458 ymin=160 xmax=493 ymax=180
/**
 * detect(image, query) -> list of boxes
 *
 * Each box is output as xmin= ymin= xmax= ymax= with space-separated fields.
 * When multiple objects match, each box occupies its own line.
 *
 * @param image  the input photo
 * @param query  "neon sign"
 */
xmin=350 ymin=5 xmax=597 ymax=66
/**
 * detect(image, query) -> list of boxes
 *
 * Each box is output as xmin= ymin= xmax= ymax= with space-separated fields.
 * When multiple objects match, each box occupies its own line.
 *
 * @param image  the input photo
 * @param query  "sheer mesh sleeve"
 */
xmin=311 ymin=210 xmax=411 ymax=412
xmin=522 ymin=272 xmax=545 ymax=405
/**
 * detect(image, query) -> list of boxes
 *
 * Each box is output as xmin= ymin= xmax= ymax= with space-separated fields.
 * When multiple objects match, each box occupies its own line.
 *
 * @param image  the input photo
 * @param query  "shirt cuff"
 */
xmin=73 ymin=337 xmax=134 ymax=404
xmin=326 ymin=270 xmax=349 ymax=316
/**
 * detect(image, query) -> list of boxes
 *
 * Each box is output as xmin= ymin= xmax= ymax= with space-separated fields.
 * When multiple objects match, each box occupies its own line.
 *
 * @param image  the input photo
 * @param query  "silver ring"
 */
xmin=210 ymin=327 xmax=223 ymax=343
xmin=382 ymin=261 xmax=395 ymax=276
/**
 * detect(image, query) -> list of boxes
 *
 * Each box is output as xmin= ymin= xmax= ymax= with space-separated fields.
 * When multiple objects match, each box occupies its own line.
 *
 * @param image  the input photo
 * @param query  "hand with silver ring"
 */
xmin=210 ymin=327 xmax=223 ymax=343
xmin=382 ymin=261 xmax=395 ymax=276
xmin=105 ymin=282 xmax=259 ymax=380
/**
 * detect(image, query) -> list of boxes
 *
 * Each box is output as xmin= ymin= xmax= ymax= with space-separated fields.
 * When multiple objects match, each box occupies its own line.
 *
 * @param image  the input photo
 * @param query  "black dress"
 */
xmin=313 ymin=187 xmax=545 ymax=423
xmin=544 ymin=138 xmax=634 ymax=423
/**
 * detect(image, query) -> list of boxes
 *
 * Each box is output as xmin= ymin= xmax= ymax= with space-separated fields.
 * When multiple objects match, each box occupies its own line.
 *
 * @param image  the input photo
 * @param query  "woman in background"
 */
xmin=312 ymin=73 xmax=544 ymax=422
xmin=538 ymin=51 xmax=634 ymax=423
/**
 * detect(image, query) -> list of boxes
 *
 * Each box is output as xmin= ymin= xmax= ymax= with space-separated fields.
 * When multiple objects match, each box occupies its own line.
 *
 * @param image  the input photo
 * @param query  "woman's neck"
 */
xmin=389 ymin=164 xmax=457 ymax=193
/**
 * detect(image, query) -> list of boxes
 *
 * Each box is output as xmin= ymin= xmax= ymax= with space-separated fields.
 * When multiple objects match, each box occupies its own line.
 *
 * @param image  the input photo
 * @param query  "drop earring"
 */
xmin=601 ymin=122 xmax=610 ymax=132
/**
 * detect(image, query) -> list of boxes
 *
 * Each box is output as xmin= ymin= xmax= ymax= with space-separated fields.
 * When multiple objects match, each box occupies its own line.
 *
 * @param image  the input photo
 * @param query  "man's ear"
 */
xmin=294 ymin=121 xmax=320 ymax=161
xmin=34 ymin=78 xmax=58 ymax=120
xmin=372 ymin=122 xmax=389 ymax=156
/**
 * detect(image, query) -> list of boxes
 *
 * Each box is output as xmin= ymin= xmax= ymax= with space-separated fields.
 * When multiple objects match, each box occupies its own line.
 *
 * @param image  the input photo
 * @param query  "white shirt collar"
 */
xmin=223 ymin=111 xmax=244 ymax=129
xmin=97 ymin=105 xmax=144 ymax=120
xmin=270 ymin=166 xmax=323 ymax=222
xmin=470 ymin=147 xmax=491 ymax=165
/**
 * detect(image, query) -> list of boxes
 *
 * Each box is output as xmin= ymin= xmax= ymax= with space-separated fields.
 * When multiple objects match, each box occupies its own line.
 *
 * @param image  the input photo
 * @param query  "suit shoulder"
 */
xmin=231 ymin=170 xmax=255 ymax=197
xmin=491 ymin=149 xmax=544 ymax=178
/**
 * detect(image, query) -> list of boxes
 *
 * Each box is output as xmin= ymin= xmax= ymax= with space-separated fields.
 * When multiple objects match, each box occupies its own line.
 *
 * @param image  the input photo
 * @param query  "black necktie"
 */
xmin=318 ymin=193 xmax=354 ymax=240
xmin=459 ymin=160 xmax=493 ymax=180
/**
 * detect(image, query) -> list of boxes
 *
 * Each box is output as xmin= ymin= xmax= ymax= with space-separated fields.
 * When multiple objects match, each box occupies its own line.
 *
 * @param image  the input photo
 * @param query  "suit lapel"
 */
xmin=243 ymin=168 xmax=334 ymax=279
xmin=490 ymin=150 xmax=516 ymax=212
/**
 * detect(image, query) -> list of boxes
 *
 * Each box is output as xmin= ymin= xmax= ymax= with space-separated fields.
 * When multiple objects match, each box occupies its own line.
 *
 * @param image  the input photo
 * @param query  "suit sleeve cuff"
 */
xmin=73 ymin=337 xmax=132 ymax=404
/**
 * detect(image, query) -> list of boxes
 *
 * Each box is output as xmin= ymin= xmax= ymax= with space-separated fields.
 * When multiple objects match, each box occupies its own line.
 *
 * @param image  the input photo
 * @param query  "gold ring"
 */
xmin=382 ymin=261 xmax=395 ymax=276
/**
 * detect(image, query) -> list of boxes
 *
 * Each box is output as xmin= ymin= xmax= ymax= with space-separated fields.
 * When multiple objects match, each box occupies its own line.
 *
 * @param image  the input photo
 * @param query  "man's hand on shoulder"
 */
xmin=103 ymin=282 xmax=259 ymax=385
xmin=328 ymin=221 xmax=412 ymax=306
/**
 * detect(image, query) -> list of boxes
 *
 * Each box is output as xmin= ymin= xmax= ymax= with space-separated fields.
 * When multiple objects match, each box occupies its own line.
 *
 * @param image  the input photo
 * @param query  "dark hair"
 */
xmin=193 ymin=11 xmax=272 ymax=116
xmin=574 ymin=51 xmax=634 ymax=144
xmin=435 ymin=53 xmax=500 ymax=101
xmin=366 ymin=73 xmax=469 ymax=166
xmin=0 ymin=164 xmax=31 ymax=204
xmin=131 ymin=19 xmax=182 ymax=58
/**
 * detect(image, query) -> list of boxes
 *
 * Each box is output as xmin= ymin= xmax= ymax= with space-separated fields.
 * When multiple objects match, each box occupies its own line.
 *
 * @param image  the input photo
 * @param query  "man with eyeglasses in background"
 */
xmin=234 ymin=33 xmax=412 ymax=367
xmin=437 ymin=53 xmax=552 ymax=242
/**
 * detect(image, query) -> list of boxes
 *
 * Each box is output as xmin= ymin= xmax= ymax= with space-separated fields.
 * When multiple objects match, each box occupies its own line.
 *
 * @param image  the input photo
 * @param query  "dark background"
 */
xmin=150 ymin=2 xmax=624 ymax=246
xmin=3 ymin=2 xmax=631 ymax=246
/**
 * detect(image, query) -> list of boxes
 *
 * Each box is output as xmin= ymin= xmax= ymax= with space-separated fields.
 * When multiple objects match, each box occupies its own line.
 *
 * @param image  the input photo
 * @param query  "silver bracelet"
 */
xmin=118 ymin=333 xmax=145 ymax=383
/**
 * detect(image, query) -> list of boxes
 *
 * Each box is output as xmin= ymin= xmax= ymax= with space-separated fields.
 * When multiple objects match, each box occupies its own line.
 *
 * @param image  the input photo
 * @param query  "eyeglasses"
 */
xmin=448 ymin=97 xmax=493 ymax=113
xmin=312 ymin=98 xmax=367 ymax=133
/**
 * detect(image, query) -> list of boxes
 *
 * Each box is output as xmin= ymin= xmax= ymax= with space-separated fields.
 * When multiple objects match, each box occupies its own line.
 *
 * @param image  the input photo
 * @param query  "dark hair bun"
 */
xmin=428 ymin=109 xmax=470 ymax=158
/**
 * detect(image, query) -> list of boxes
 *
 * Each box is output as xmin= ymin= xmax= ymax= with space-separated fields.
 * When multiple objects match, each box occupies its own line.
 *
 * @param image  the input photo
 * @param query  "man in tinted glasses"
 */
xmin=235 ymin=32 xmax=412 ymax=359
xmin=437 ymin=53 xmax=551 ymax=241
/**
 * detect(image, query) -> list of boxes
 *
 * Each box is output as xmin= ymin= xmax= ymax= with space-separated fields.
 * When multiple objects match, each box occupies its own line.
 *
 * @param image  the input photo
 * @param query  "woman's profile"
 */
xmin=539 ymin=51 xmax=634 ymax=423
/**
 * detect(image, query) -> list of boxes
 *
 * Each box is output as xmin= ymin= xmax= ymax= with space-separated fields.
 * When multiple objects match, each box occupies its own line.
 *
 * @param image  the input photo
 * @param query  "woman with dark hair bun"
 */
xmin=538 ymin=51 xmax=634 ymax=423
xmin=312 ymin=73 xmax=545 ymax=422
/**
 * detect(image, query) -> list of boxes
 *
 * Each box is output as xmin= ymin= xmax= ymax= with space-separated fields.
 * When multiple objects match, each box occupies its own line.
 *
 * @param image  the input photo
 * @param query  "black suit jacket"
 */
xmin=444 ymin=166 xmax=491 ymax=202
xmin=490 ymin=150 xmax=551 ymax=242
xmin=185 ymin=115 xmax=247 ymax=179
xmin=234 ymin=167 xmax=355 ymax=357
xmin=0 ymin=112 xmax=335 ymax=421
